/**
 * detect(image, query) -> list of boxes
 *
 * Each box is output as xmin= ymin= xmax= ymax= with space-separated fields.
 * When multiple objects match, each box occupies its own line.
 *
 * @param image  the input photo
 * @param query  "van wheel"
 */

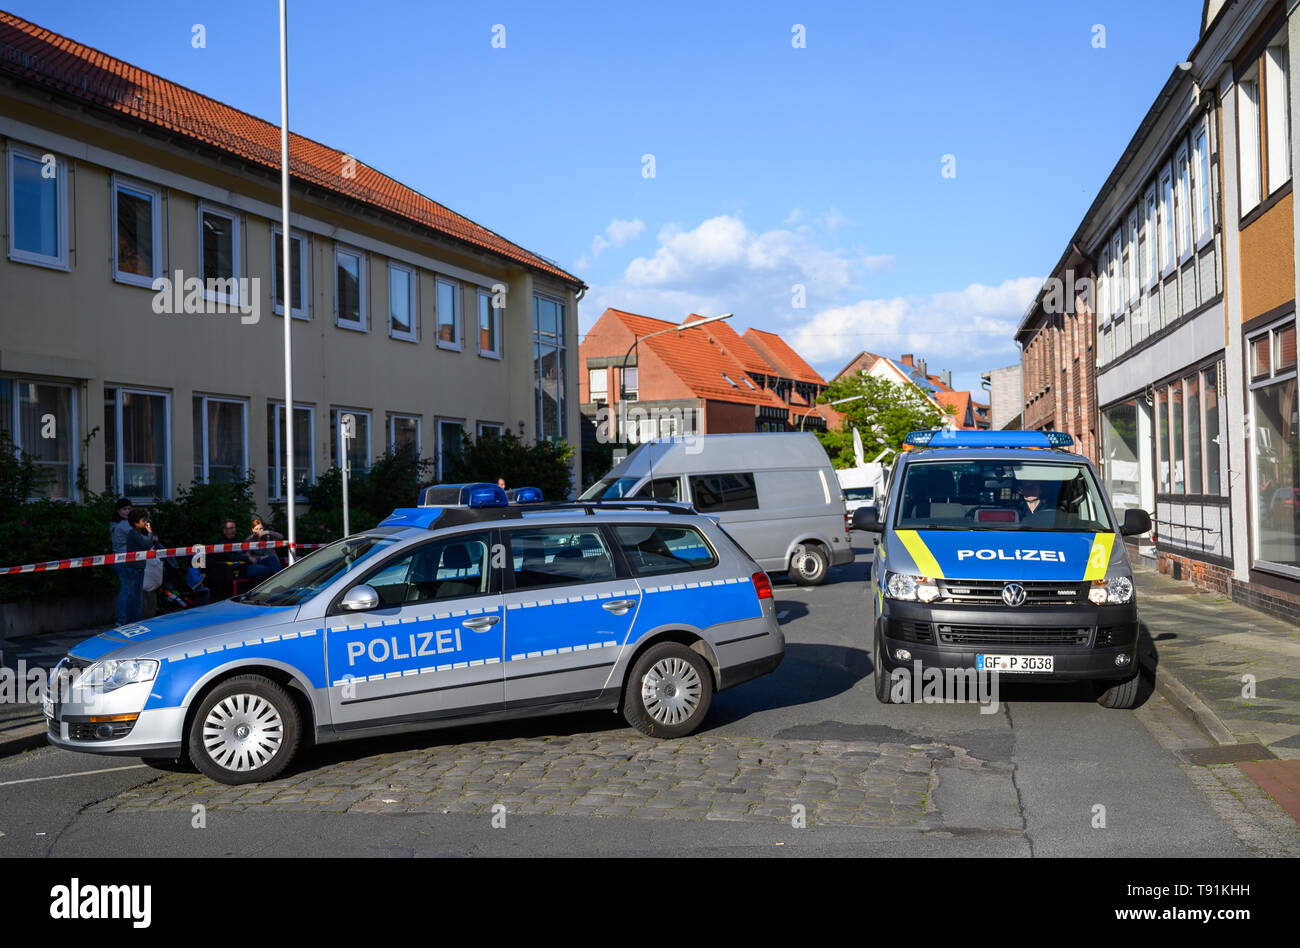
xmin=789 ymin=544 xmax=829 ymax=586
xmin=623 ymin=643 xmax=713 ymax=739
xmin=188 ymin=675 xmax=301 ymax=784
xmin=874 ymin=631 xmax=898 ymax=704
xmin=1094 ymin=673 xmax=1140 ymax=709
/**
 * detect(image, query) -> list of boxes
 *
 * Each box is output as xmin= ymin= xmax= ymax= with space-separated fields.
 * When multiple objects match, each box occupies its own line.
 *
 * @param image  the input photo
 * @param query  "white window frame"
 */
xmin=193 ymin=394 xmax=249 ymax=482
xmin=436 ymin=277 xmax=462 ymax=351
xmin=388 ymin=413 xmax=422 ymax=456
xmin=477 ymin=287 xmax=502 ymax=359
xmin=1238 ymin=69 xmax=1262 ymax=213
xmin=106 ymin=385 xmax=173 ymax=501
xmin=1097 ymin=243 xmax=1111 ymax=326
xmin=1265 ymin=39 xmax=1291 ymax=196
xmin=330 ymin=407 xmax=372 ymax=471
xmin=6 ymin=143 xmax=69 ymax=270
xmin=268 ymin=400 xmax=315 ymax=502
xmin=1247 ymin=314 xmax=1299 ymax=578
xmin=477 ymin=421 xmax=504 ymax=439
xmin=334 ymin=245 xmax=367 ymax=331
xmin=1158 ymin=163 xmax=1176 ymax=276
xmin=589 ymin=367 xmax=608 ymax=404
xmin=1110 ymin=230 xmax=1123 ymax=319
xmin=110 ymin=174 xmax=163 ymax=287
xmin=198 ymin=202 xmax=243 ymax=306
xmin=1142 ymin=185 xmax=1158 ymax=289
xmin=1192 ymin=118 xmax=1215 ymax=248
xmin=271 ymin=225 xmax=310 ymax=320
xmin=388 ymin=262 xmax=418 ymax=342
xmin=1 ymin=376 xmax=79 ymax=500
xmin=1124 ymin=209 xmax=1140 ymax=306
xmin=1174 ymin=142 xmax=1193 ymax=264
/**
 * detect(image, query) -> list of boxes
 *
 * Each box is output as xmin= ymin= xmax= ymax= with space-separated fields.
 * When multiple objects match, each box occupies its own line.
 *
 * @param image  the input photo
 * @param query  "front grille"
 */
xmin=936 ymin=624 xmax=1092 ymax=647
xmin=938 ymin=579 xmax=1086 ymax=605
xmin=67 ymin=719 xmax=137 ymax=741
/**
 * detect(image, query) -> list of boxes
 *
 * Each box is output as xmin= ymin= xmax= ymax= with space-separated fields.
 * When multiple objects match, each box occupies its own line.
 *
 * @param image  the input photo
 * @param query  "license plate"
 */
xmin=42 ymin=693 xmax=55 ymax=719
xmin=977 ymin=654 xmax=1054 ymax=673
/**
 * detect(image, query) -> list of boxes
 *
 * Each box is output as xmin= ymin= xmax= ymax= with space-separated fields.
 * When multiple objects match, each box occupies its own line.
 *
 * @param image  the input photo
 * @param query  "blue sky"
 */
xmin=10 ymin=0 xmax=1198 ymax=392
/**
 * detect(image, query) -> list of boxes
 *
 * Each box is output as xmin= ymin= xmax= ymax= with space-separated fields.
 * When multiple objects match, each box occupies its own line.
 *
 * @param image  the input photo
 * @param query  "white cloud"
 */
xmin=862 ymin=254 xmax=894 ymax=273
xmin=576 ymin=217 xmax=646 ymax=269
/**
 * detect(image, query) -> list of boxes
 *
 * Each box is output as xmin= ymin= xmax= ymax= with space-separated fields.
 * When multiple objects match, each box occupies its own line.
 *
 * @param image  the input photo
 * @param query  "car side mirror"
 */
xmin=1120 ymin=508 xmax=1151 ymax=537
xmin=340 ymin=584 xmax=380 ymax=611
xmin=852 ymin=506 xmax=883 ymax=533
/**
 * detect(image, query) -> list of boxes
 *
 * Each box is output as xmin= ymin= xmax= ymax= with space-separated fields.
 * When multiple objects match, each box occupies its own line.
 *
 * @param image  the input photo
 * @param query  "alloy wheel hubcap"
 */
xmin=641 ymin=658 xmax=702 ymax=725
xmin=203 ymin=694 xmax=283 ymax=772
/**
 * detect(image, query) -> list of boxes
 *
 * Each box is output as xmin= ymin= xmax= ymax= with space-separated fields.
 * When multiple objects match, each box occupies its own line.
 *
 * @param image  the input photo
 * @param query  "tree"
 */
xmin=814 ymin=373 xmax=944 ymax=468
xmin=447 ymin=430 xmax=574 ymax=501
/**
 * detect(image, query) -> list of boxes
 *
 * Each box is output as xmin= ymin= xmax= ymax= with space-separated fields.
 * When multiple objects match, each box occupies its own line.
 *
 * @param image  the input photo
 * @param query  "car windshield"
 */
xmin=894 ymin=459 xmax=1113 ymax=532
xmin=580 ymin=476 xmax=641 ymax=500
xmin=239 ymin=535 xmax=400 ymax=606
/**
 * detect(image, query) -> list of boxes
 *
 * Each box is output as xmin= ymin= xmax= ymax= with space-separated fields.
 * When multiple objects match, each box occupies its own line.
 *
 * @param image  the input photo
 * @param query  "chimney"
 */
xmin=916 ymin=357 xmax=928 ymax=378
xmin=941 ymin=369 xmax=952 ymax=388
xmin=900 ymin=354 xmax=914 ymax=368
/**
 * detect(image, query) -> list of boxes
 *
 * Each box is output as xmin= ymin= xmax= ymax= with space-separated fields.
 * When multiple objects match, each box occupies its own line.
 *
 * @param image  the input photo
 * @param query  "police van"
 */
xmin=853 ymin=431 xmax=1152 ymax=708
xmin=44 ymin=485 xmax=784 ymax=784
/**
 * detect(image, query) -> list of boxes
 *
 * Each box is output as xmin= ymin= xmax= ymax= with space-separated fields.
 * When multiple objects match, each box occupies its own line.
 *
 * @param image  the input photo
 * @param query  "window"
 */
xmin=622 ymin=366 xmax=638 ymax=401
xmin=1098 ymin=244 xmax=1111 ymax=323
xmin=689 ymin=472 xmax=758 ymax=512
xmin=534 ymin=295 xmax=567 ymax=439
xmin=7 ymin=144 xmax=68 ymax=268
xmin=1142 ymin=186 xmax=1158 ymax=289
xmin=267 ymin=402 xmax=314 ymax=501
xmin=1156 ymin=385 xmax=1170 ymax=493
xmin=1174 ymin=143 xmax=1192 ymax=262
xmin=112 ymin=177 xmax=162 ymax=286
xmin=477 ymin=288 xmax=501 ymax=357
xmin=1204 ymin=364 xmax=1222 ymax=495
xmin=389 ymin=414 xmax=420 ymax=459
xmin=1154 ymin=364 xmax=1226 ymax=499
xmin=1249 ymin=318 xmax=1298 ymax=574
xmin=0 ymin=378 xmax=76 ymax=498
xmin=271 ymin=227 xmax=309 ymax=319
xmin=438 ymin=419 xmax=464 ymax=480
xmin=632 ymin=477 xmax=682 ymax=502
xmin=329 ymin=408 xmax=371 ymax=472
xmin=1124 ymin=209 xmax=1139 ymax=305
xmin=388 ymin=263 xmax=416 ymax=341
xmin=364 ymin=532 xmax=492 ymax=607
xmin=614 ymin=524 xmax=716 ymax=576
xmin=335 ymin=246 xmax=366 ymax=329
xmin=1110 ymin=231 xmax=1123 ymax=319
xmin=1265 ymin=40 xmax=1291 ymax=195
xmin=1192 ymin=119 xmax=1214 ymax=246
xmin=1101 ymin=399 xmax=1144 ymax=517
xmin=1239 ymin=71 xmax=1262 ymax=212
xmin=105 ymin=387 xmax=170 ymax=501
xmin=1159 ymin=164 xmax=1176 ymax=274
xmin=1186 ymin=373 xmax=1202 ymax=495
xmin=589 ymin=368 xmax=608 ymax=405
xmin=192 ymin=395 xmax=247 ymax=483
xmin=199 ymin=204 xmax=242 ymax=304
xmin=436 ymin=278 xmax=460 ymax=349
xmin=1170 ymin=381 xmax=1185 ymax=494
xmin=721 ymin=372 xmax=738 ymax=387
xmin=507 ymin=527 xmax=616 ymax=590
xmin=477 ymin=422 xmax=504 ymax=440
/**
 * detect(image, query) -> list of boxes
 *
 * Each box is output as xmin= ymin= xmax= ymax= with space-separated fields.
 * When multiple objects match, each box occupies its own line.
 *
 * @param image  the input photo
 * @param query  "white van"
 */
xmin=580 ymin=433 xmax=853 ymax=585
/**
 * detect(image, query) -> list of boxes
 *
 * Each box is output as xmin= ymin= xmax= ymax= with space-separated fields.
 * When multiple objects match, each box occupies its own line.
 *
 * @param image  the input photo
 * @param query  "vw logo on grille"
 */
xmin=1002 ymin=583 xmax=1027 ymax=607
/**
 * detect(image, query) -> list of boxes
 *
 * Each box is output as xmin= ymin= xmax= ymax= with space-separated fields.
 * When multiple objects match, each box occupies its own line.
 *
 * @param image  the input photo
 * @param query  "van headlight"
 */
xmin=1088 ymin=575 xmax=1134 ymax=605
xmin=80 ymin=659 xmax=159 ymax=692
xmin=886 ymin=571 xmax=940 ymax=603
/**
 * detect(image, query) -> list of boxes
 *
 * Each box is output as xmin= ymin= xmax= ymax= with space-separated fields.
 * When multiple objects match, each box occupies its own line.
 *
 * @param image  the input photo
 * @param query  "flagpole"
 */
xmin=278 ymin=0 xmax=296 ymax=561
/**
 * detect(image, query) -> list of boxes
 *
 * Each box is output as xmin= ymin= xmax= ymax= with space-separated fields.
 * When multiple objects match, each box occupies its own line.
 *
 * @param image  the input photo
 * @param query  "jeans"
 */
xmin=115 ymin=564 xmax=144 ymax=625
xmin=247 ymin=554 xmax=283 ymax=581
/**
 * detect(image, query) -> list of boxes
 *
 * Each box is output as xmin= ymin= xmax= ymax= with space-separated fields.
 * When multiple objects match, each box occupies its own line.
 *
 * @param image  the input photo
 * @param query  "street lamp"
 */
xmin=618 ymin=313 xmax=733 ymax=443
xmin=800 ymin=394 xmax=867 ymax=431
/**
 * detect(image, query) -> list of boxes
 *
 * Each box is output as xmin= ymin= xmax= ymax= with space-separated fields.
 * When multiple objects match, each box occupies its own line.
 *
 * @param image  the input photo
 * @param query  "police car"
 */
xmin=44 ymin=485 xmax=784 ymax=784
xmin=853 ymin=431 xmax=1152 ymax=708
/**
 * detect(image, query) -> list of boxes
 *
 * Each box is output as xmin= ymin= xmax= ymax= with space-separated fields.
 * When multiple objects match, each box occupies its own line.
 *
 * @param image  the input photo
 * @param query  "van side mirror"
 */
xmin=852 ymin=507 xmax=883 ymax=533
xmin=1120 ymin=508 xmax=1151 ymax=537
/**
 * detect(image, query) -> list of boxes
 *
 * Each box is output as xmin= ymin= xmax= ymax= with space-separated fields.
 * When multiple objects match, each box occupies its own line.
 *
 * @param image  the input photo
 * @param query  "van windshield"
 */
xmin=895 ymin=460 xmax=1113 ymax=532
xmin=580 ymin=476 xmax=641 ymax=500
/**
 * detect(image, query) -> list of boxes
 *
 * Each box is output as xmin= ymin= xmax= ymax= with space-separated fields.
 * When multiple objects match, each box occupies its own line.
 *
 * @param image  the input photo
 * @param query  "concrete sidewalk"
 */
xmin=0 ymin=627 xmax=100 ymax=757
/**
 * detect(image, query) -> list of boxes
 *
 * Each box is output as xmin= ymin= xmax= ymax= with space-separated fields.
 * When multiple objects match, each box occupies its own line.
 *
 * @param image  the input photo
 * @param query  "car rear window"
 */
xmin=613 ymin=525 xmax=718 ymax=576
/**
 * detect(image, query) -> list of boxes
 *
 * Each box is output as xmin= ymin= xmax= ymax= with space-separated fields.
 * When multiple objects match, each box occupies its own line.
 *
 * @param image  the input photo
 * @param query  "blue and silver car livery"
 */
xmin=46 ymin=490 xmax=783 ymax=784
xmin=852 ymin=430 xmax=1153 ymax=708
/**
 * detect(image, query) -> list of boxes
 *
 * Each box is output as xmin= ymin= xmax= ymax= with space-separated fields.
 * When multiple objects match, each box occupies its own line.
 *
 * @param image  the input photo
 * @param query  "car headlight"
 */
xmin=80 ymin=659 xmax=159 ymax=692
xmin=1089 ymin=575 xmax=1134 ymax=605
xmin=886 ymin=571 xmax=939 ymax=602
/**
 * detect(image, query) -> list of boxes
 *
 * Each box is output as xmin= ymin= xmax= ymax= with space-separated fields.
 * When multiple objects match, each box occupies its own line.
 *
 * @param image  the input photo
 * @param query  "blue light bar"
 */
xmin=904 ymin=430 xmax=1073 ymax=450
xmin=418 ymin=483 xmax=509 ymax=507
xmin=507 ymin=486 xmax=544 ymax=504
xmin=380 ymin=507 xmax=444 ymax=528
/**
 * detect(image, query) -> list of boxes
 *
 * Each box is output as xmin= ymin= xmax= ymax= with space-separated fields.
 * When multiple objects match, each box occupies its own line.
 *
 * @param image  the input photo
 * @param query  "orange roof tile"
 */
xmin=742 ymin=329 xmax=827 ymax=386
xmin=0 ymin=11 xmax=581 ymax=286
xmin=681 ymin=314 xmax=776 ymax=377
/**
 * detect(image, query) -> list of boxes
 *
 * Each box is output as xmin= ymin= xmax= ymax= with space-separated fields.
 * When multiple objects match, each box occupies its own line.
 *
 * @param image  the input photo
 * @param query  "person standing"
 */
xmin=120 ymin=507 xmax=153 ymax=624
xmin=109 ymin=497 xmax=135 ymax=625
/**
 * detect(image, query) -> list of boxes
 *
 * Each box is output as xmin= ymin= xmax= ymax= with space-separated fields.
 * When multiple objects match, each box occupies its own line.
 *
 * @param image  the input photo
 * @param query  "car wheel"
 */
xmin=623 ymin=642 xmax=713 ymax=739
xmin=1094 ymin=672 xmax=1140 ymax=709
xmin=874 ymin=630 xmax=898 ymax=704
xmin=788 ymin=543 xmax=829 ymax=586
xmin=188 ymin=675 xmax=301 ymax=784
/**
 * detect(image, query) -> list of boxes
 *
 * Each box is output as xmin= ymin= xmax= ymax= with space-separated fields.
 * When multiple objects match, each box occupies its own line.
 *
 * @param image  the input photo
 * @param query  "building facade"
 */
xmin=1018 ymin=0 xmax=1300 ymax=622
xmin=0 ymin=12 xmax=583 ymax=512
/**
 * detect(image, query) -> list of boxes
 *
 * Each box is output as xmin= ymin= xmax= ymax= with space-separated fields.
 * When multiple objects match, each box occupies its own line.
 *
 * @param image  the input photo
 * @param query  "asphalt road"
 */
xmin=0 ymin=543 xmax=1266 ymax=857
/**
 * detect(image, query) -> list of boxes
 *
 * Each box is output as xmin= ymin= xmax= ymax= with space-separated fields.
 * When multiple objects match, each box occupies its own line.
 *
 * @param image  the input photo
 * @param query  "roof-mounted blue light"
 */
xmin=419 ymin=483 xmax=509 ymax=508
xmin=380 ymin=507 xmax=445 ymax=528
xmin=1043 ymin=431 xmax=1075 ymax=448
xmin=904 ymin=430 xmax=938 ymax=447
xmin=507 ymin=486 xmax=544 ymax=504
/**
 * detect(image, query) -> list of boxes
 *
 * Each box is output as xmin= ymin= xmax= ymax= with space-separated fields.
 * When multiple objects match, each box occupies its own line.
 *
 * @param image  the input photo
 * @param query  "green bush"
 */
xmin=445 ymin=430 xmax=574 ymax=501
xmin=147 ymin=473 xmax=259 ymax=548
xmin=282 ymin=450 xmax=434 ymax=543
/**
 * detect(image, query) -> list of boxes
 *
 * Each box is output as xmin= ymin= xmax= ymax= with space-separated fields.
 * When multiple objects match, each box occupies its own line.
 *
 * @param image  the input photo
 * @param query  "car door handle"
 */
xmin=462 ymin=615 xmax=501 ymax=631
xmin=602 ymin=599 xmax=638 ymax=615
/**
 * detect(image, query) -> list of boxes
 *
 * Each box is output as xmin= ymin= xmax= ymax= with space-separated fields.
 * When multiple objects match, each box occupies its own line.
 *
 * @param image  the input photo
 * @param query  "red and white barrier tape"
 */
xmin=0 ymin=539 xmax=329 ymax=576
